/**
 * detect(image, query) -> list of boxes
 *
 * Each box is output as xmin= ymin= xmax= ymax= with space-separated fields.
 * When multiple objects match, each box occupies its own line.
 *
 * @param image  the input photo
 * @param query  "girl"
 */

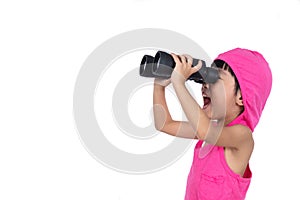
xmin=153 ymin=48 xmax=272 ymax=200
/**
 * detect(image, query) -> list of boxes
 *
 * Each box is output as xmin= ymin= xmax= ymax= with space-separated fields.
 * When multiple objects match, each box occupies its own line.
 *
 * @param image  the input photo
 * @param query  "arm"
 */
xmin=170 ymin=54 xmax=252 ymax=148
xmin=153 ymin=79 xmax=197 ymax=139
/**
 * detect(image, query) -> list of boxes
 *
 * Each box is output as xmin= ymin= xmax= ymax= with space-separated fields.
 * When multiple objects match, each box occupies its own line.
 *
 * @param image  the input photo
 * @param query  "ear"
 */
xmin=235 ymin=90 xmax=244 ymax=106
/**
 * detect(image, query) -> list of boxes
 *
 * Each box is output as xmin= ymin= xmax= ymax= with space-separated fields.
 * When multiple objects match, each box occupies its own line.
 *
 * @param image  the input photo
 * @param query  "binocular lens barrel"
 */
xmin=140 ymin=55 xmax=155 ymax=77
xmin=139 ymin=51 xmax=219 ymax=84
xmin=152 ymin=51 xmax=175 ymax=78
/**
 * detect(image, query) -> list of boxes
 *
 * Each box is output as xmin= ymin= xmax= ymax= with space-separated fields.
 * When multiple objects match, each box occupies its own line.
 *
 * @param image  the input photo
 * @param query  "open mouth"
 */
xmin=202 ymin=94 xmax=211 ymax=109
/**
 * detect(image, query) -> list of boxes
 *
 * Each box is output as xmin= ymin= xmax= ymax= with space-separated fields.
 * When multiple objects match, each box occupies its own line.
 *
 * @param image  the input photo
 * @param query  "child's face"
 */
xmin=201 ymin=67 xmax=243 ymax=124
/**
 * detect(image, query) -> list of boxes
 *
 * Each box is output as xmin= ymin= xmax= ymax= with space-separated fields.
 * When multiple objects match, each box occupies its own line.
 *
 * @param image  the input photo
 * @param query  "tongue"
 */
xmin=203 ymin=97 xmax=211 ymax=108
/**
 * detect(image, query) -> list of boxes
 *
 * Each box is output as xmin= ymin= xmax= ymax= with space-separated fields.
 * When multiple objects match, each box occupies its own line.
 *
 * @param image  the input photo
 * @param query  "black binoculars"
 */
xmin=139 ymin=51 xmax=219 ymax=84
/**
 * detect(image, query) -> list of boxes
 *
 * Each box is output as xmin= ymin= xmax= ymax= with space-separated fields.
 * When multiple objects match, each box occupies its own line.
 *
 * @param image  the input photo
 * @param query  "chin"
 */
xmin=203 ymin=106 xmax=227 ymax=121
xmin=202 ymin=107 xmax=212 ymax=119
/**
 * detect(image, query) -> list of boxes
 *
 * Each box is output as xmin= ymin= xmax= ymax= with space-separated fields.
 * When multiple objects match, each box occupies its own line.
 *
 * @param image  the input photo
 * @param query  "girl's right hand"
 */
xmin=154 ymin=78 xmax=171 ymax=87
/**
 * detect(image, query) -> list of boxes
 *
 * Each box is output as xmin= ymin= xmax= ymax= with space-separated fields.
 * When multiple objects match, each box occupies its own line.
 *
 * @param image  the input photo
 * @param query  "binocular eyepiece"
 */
xmin=139 ymin=51 xmax=219 ymax=84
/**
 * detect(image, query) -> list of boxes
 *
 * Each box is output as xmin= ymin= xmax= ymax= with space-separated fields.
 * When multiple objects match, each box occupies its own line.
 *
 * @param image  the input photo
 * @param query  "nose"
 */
xmin=201 ymin=83 xmax=209 ymax=94
xmin=202 ymin=82 xmax=209 ymax=89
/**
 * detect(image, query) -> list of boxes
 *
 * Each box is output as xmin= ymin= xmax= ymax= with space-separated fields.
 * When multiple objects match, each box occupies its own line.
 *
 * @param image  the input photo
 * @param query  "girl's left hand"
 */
xmin=170 ymin=53 xmax=202 ymax=84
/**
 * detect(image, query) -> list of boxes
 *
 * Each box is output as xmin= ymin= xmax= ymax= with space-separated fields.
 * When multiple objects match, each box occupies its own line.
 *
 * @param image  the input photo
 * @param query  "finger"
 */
xmin=195 ymin=60 xmax=203 ymax=69
xmin=191 ymin=66 xmax=200 ymax=74
xmin=191 ymin=60 xmax=203 ymax=73
xmin=171 ymin=53 xmax=181 ymax=64
xmin=165 ymin=78 xmax=171 ymax=84
xmin=183 ymin=54 xmax=193 ymax=65
xmin=179 ymin=55 xmax=187 ymax=64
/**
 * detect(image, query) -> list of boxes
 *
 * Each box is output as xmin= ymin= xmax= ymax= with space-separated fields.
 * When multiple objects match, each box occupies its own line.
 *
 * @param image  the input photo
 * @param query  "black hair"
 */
xmin=213 ymin=59 xmax=241 ymax=95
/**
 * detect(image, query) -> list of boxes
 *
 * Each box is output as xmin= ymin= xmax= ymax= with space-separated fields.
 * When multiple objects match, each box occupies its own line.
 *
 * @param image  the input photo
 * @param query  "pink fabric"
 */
xmin=184 ymin=48 xmax=272 ymax=199
xmin=185 ymin=141 xmax=252 ymax=200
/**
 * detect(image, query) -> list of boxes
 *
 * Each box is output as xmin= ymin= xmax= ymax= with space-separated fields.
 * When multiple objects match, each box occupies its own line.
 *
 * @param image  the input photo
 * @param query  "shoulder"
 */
xmin=212 ymin=124 xmax=253 ymax=149
xmin=231 ymin=125 xmax=253 ymax=148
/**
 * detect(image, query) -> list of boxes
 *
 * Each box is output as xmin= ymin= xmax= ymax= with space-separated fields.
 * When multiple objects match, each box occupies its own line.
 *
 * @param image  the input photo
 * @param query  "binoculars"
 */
xmin=139 ymin=51 xmax=219 ymax=84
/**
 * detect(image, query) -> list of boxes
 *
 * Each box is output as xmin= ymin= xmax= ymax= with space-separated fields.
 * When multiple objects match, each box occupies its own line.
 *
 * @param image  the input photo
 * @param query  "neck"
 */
xmin=225 ymin=109 xmax=243 ymax=126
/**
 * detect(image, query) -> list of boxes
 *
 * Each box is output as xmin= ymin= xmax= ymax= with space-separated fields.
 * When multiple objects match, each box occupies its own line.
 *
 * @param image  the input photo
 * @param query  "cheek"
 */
xmin=225 ymin=91 xmax=236 ymax=109
xmin=224 ymin=80 xmax=236 ymax=102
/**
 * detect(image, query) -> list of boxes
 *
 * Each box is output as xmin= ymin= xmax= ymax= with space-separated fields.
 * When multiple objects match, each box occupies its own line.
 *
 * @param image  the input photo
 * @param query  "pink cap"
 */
xmin=215 ymin=48 xmax=272 ymax=131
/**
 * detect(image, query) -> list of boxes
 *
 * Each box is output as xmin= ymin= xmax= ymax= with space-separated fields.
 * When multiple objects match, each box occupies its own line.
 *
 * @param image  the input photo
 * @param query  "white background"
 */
xmin=1 ymin=0 xmax=300 ymax=199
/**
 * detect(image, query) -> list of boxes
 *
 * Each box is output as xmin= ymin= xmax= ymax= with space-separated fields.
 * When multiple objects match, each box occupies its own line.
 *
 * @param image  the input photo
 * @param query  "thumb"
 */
xmin=191 ymin=61 xmax=203 ymax=73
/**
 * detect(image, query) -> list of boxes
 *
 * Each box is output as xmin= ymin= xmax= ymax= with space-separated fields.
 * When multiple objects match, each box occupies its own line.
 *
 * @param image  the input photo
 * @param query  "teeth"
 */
xmin=202 ymin=93 xmax=209 ymax=98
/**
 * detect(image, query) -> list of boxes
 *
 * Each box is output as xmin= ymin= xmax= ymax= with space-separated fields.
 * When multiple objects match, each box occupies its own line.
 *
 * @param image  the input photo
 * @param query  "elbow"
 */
xmin=154 ymin=117 xmax=173 ymax=133
xmin=197 ymin=124 xmax=221 ymax=144
xmin=195 ymin=130 xmax=206 ymax=141
xmin=194 ymin=125 xmax=209 ymax=141
xmin=154 ymin=119 xmax=166 ymax=132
